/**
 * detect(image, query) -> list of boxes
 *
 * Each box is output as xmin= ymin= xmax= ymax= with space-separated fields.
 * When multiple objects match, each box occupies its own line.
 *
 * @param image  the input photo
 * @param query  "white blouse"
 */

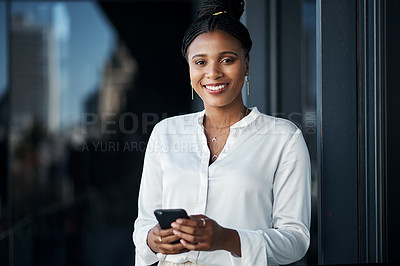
xmin=133 ymin=107 xmax=311 ymax=266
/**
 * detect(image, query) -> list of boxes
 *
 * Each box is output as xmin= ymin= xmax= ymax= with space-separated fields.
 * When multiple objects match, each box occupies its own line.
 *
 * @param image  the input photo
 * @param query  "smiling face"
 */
xmin=187 ymin=30 xmax=249 ymax=110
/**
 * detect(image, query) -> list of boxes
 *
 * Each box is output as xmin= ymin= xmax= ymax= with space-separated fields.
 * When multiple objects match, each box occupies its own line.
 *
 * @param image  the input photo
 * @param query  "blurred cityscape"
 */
xmin=1 ymin=1 xmax=191 ymax=265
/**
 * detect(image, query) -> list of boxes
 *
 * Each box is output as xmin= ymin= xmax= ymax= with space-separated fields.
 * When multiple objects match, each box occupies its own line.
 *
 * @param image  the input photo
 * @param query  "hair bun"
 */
xmin=197 ymin=0 xmax=245 ymax=20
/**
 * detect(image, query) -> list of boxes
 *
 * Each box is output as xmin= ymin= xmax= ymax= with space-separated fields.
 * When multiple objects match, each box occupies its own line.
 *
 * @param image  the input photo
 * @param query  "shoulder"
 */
xmin=253 ymin=109 xmax=301 ymax=136
xmin=246 ymin=108 xmax=306 ymax=155
xmin=150 ymin=111 xmax=203 ymax=137
xmin=252 ymin=110 xmax=309 ymax=160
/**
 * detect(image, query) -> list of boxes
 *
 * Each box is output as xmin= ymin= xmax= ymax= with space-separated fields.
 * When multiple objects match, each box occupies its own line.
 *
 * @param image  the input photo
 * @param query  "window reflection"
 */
xmin=9 ymin=1 xmax=120 ymax=221
xmin=4 ymin=1 xmax=137 ymax=264
xmin=1 ymin=1 xmax=192 ymax=264
xmin=0 ymin=0 xmax=9 ymax=239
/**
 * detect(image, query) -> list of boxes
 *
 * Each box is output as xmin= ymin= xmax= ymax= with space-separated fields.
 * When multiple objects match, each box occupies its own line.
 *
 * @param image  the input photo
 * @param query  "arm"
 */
xmin=238 ymin=129 xmax=311 ymax=265
xmin=132 ymin=130 xmax=163 ymax=265
xmin=133 ymin=126 xmax=189 ymax=265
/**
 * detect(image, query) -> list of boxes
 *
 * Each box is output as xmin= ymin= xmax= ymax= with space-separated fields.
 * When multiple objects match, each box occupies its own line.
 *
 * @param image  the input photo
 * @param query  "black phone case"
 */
xmin=154 ymin=209 xmax=189 ymax=229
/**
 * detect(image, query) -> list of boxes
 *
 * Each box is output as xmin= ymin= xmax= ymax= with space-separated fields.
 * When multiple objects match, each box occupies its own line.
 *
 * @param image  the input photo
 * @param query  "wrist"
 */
xmin=147 ymin=228 xmax=159 ymax=254
xmin=219 ymin=227 xmax=241 ymax=257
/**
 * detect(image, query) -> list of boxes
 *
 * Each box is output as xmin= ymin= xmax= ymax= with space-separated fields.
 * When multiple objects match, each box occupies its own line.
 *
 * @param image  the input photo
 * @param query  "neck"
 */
xmin=203 ymin=104 xmax=248 ymax=129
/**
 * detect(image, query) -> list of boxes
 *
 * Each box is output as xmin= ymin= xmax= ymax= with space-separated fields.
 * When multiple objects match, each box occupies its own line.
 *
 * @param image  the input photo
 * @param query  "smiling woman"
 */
xmin=188 ymin=31 xmax=249 ymax=111
xmin=133 ymin=1 xmax=311 ymax=265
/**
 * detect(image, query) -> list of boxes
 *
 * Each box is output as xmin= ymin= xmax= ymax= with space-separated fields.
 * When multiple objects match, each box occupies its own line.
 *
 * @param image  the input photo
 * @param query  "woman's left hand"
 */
xmin=171 ymin=214 xmax=241 ymax=256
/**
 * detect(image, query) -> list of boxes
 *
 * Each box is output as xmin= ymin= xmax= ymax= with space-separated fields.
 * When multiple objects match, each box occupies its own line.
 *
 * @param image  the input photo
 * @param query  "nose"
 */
xmin=205 ymin=62 xmax=222 ymax=79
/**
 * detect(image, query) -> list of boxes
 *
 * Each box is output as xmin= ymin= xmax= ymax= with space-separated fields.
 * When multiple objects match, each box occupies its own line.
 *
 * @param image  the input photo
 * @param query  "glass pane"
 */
xmin=0 ymin=0 xmax=9 ymax=248
xmin=9 ymin=0 xmax=116 ymax=219
xmin=0 ymin=1 xmax=6 ymax=95
xmin=2 ymin=1 xmax=192 ymax=264
xmin=301 ymin=0 xmax=317 ymax=265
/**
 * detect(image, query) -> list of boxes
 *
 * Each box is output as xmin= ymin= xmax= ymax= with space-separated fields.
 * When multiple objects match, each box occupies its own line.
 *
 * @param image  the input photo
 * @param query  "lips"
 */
xmin=203 ymin=83 xmax=229 ymax=94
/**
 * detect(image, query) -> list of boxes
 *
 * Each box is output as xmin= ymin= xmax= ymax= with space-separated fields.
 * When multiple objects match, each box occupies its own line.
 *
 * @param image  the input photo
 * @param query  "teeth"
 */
xmin=205 ymin=84 xmax=227 ymax=91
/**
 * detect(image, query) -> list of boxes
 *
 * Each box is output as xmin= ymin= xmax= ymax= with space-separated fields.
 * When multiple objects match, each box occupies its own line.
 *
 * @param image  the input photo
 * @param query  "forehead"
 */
xmin=187 ymin=30 xmax=244 ymax=58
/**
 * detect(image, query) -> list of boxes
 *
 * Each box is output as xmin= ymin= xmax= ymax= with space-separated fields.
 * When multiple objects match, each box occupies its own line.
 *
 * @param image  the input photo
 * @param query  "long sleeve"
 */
xmin=132 ymin=109 xmax=311 ymax=266
xmin=235 ymin=129 xmax=311 ymax=265
xmin=133 ymin=127 xmax=163 ymax=266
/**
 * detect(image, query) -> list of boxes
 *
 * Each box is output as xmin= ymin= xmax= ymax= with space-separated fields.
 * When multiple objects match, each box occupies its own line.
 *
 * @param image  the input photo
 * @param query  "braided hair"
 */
xmin=182 ymin=0 xmax=252 ymax=60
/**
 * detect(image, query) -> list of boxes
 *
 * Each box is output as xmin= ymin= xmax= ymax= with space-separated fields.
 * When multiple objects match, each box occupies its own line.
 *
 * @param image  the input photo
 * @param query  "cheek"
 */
xmin=229 ymin=68 xmax=245 ymax=83
xmin=189 ymin=69 xmax=202 ymax=84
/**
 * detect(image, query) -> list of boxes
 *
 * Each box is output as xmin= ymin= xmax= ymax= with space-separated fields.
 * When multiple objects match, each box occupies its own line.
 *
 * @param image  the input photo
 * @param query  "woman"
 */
xmin=133 ymin=0 xmax=311 ymax=265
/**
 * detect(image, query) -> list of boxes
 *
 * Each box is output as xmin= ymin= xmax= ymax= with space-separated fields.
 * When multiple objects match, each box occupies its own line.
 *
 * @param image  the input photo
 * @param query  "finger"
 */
xmin=188 ymin=215 xmax=210 ymax=228
xmin=153 ymin=228 xmax=176 ymax=247
xmin=157 ymin=228 xmax=175 ymax=237
xmin=179 ymin=239 xmax=209 ymax=251
xmin=152 ymin=224 xmax=161 ymax=235
xmin=172 ymin=229 xmax=205 ymax=243
xmin=174 ymin=218 xmax=199 ymax=227
xmin=189 ymin=214 xmax=208 ymax=221
xmin=156 ymin=234 xmax=181 ymax=244
xmin=189 ymin=214 xmax=207 ymax=219
xmin=158 ymin=243 xmax=190 ymax=254
xmin=158 ymin=247 xmax=190 ymax=255
xmin=197 ymin=218 xmax=208 ymax=228
xmin=172 ymin=223 xmax=202 ymax=236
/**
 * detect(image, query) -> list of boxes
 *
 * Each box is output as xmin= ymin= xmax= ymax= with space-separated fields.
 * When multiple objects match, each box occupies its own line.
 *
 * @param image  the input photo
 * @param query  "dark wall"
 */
xmin=99 ymin=1 xmax=192 ymax=116
xmin=385 ymin=0 xmax=400 ymax=263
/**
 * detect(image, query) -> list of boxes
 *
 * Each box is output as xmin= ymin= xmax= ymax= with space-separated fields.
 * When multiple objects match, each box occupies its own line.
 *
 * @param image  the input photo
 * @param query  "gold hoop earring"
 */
xmin=245 ymin=75 xmax=250 ymax=96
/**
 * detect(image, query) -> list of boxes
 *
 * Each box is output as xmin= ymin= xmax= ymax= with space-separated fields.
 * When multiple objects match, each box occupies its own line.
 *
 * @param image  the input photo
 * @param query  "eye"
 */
xmin=221 ymin=58 xmax=234 ymax=64
xmin=195 ymin=60 xmax=206 ymax=65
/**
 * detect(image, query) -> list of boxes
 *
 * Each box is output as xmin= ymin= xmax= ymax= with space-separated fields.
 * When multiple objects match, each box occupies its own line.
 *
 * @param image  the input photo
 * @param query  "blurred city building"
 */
xmin=10 ymin=13 xmax=61 ymax=135
xmin=85 ymin=40 xmax=137 ymax=139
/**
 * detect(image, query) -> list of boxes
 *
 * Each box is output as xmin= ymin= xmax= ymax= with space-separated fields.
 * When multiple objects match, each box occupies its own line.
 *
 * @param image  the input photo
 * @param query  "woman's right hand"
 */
xmin=147 ymin=224 xmax=190 ymax=254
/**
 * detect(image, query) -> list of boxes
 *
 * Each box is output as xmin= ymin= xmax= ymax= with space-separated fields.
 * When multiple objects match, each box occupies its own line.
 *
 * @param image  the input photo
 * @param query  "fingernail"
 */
xmin=173 ymin=230 xmax=178 ymax=234
xmin=176 ymin=219 xmax=183 ymax=224
xmin=171 ymin=223 xmax=177 ymax=228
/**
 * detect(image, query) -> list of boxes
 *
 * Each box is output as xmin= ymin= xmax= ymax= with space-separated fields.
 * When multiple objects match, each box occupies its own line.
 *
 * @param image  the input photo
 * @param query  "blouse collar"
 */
xmin=197 ymin=107 xmax=260 ymax=129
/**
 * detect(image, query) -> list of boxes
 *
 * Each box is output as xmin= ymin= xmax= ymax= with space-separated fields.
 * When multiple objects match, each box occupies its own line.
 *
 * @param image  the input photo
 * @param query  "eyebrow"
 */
xmin=191 ymin=51 xmax=239 ymax=60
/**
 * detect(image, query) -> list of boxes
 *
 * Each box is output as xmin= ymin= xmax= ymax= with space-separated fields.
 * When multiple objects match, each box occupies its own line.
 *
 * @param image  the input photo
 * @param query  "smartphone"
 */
xmin=154 ymin=208 xmax=189 ymax=229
